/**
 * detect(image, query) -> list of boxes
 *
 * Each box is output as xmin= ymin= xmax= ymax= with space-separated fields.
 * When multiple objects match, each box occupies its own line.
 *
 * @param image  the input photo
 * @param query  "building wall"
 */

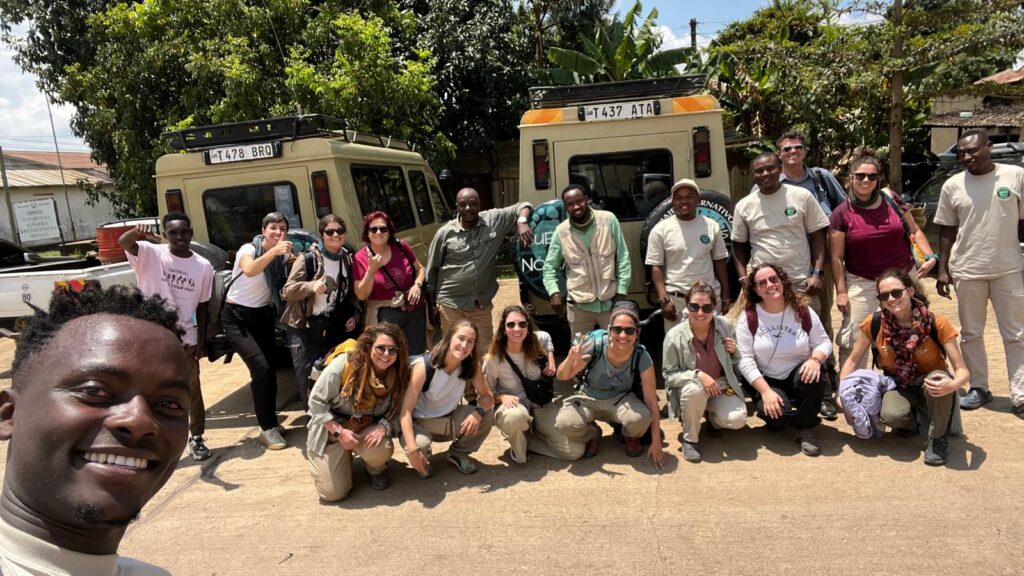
xmin=0 ymin=184 xmax=118 ymax=246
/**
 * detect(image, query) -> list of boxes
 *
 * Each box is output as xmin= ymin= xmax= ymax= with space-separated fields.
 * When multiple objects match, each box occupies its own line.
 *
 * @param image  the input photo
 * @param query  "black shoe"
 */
xmin=924 ymin=435 xmax=948 ymax=466
xmin=366 ymin=469 xmax=390 ymax=490
xmin=705 ymin=420 xmax=723 ymax=438
xmin=895 ymin=426 xmax=919 ymax=439
xmin=960 ymin=387 xmax=993 ymax=410
xmin=819 ymin=399 xmax=838 ymax=421
xmin=1012 ymin=404 xmax=1024 ymax=420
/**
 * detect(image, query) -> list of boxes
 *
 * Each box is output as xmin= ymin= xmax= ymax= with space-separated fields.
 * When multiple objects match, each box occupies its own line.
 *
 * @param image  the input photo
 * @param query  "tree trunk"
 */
xmin=889 ymin=0 xmax=904 ymax=196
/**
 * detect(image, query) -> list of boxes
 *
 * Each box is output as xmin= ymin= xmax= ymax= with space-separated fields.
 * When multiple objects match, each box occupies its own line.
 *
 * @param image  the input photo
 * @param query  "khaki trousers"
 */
xmin=187 ymin=355 xmax=205 ymax=437
xmin=879 ymin=372 xmax=955 ymax=438
xmin=555 ymin=392 xmax=652 ymax=441
xmin=401 ymin=405 xmax=495 ymax=458
xmin=954 ymin=272 xmax=1024 ymax=406
xmin=439 ymin=303 xmax=494 ymax=358
xmin=495 ymin=402 xmax=585 ymax=463
xmin=307 ymin=436 xmax=394 ymax=502
xmin=567 ymin=303 xmax=611 ymax=338
xmin=678 ymin=377 xmax=747 ymax=443
xmin=662 ymin=293 xmax=687 ymax=332
xmin=836 ymin=273 xmax=879 ymax=371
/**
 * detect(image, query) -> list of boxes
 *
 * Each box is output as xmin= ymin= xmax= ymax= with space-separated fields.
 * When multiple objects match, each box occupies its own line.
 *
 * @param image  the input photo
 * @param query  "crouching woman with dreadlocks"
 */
xmin=306 ymin=323 xmax=409 ymax=502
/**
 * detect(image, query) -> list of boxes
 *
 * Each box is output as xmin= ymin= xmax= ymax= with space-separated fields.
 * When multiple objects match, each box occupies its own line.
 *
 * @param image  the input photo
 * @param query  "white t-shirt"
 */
xmin=732 ymin=184 xmax=830 ymax=284
xmin=933 ymin=163 xmax=1024 ymax=280
xmin=226 ymin=243 xmax=276 ymax=308
xmin=127 ymin=242 xmax=214 ymax=346
xmin=645 ymin=215 xmax=728 ymax=294
xmin=413 ymin=356 xmax=468 ymax=419
xmin=0 ymin=514 xmax=170 ymax=576
xmin=735 ymin=304 xmax=832 ymax=382
xmin=482 ymin=331 xmax=554 ymax=408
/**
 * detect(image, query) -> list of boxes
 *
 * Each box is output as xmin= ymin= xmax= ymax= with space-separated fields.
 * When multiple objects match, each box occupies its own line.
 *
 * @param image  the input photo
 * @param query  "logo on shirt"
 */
xmin=996 ymin=187 xmax=1011 ymax=200
xmin=699 ymin=234 xmax=711 ymax=245
xmin=784 ymin=206 xmax=797 ymax=217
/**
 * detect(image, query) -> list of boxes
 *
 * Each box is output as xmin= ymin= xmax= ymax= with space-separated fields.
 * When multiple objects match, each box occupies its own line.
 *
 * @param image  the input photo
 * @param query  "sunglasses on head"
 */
xmin=687 ymin=303 xmax=715 ymax=314
xmin=781 ymin=144 xmax=805 ymax=153
xmin=609 ymin=326 xmax=637 ymax=336
xmin=876 ymin=288 xmax=906 ymax=302
xmin=374 ymin=344 xmax=400 ymax=356
xmin=367 ymin=226 xmax=389 ymax=234
xmin=853 ymin=172 xmax=879 ymax=182
xmin=505 ymin=320 xmax=528 ymax=329
xmin=756 ymin=275 xmax=781 ymax=289
xmin=322 ymin=227 xmax=346 ymax=236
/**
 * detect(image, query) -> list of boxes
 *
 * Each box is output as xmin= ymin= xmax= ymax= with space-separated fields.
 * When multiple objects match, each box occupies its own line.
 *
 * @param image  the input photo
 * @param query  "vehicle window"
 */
xmin=202 ymin=182 xmax=301 ymax=250
xmin=568 ymin=149 xmax=673 ymax=221
xmin=351 ymin=165 xmax=416 ymax=232
xmin=429 ymin=181 xmax=453 ymax=221
xmin=408 ymin=170 xmax=435 ymax=225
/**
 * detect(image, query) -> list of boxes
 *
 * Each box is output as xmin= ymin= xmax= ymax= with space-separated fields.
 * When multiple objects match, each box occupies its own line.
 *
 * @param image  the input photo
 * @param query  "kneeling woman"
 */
xmin=839 ymin=268 xmax=968 ymax=466
xmin=663 ymin=281 xmax=746 ymax=463
xmin=306 ymin=323 xmax=409 ymax=502
xmin=554 ymin=300 xmax=665 ymax=468
xmin=483 ymin=305 xmax=584 ymax=463
xmin=400 ymin=319 xmax=496 ymax=477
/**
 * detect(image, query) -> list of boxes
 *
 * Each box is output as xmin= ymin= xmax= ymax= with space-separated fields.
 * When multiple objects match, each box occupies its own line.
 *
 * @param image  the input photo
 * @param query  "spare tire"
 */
xmin=638 ymin=189 xmax=738 ymax=300
xmin=189 ymin=241 xmax=230 ymax=272
xmin=514 ymin=199 xmax=567 ymax=299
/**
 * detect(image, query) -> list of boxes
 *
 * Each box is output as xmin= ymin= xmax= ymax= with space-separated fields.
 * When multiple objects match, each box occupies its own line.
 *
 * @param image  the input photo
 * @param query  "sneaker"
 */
xmin=960 ymin=387 xmax=993 ymax=410
xmin=819 ymin=398 xmax=838 ymax=421
xmin=365 ymin=469 xmax=391 ymax=490
xmin=705 ymin=420 xmax=723 ymax=438
xmin=681 ymin=440 xmax=702 ymax=463
xmin=187 ymin=435 xmax=211 ymax=461
xmin=895 ymin=426 xmax=919 ymax=439
xmin=924 ymin=435 xmax=948 ymax=466
xmin=624 ymin=436 xmax=643 ymax=457
xmin=259 ymin=428 xmax=287 ymax=450
xmin=1012 ymin=404 xmax=1024 ymax=420
xmin=445 ymin=452 xmax=478 ymax=475
xmin=794 ymin=429 xmax=820 ymax=457
xmin=583 ymin=438 xmax=599 ymax=459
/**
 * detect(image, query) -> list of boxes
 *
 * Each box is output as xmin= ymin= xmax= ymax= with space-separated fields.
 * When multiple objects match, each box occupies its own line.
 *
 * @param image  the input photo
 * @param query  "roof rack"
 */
xmin=528 ymin=76 xmax=707 ymax=110
xmin=161 ymin=114 xmax=348 ymax=152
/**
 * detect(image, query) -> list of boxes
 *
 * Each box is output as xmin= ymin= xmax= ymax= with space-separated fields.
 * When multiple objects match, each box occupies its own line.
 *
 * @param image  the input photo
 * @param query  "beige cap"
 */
xmin=671 ymin=178 xmax=699 ymax=194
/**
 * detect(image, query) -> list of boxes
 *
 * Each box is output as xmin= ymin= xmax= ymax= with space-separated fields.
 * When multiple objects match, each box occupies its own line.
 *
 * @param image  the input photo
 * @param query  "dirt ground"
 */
xmin=1 ymin=278 xmax=1021 ymax=575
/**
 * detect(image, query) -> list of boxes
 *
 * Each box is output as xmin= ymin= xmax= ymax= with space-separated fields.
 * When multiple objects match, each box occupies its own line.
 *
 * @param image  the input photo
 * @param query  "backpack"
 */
xmin=579 ymin=329 xmax=652 ymax=445
xmin=309 ymin=338 xmax=359 ymax=386
xmin=204 ymin=268 xmax=242 ymax=363
xmin=868 ymin=311 xmax=945 ymax=370
xmin=744 ymin=305 xmax=812 ymax=335
xmin=838 ymin=369 xmax=895 ymax=439
xmin=411 ymin=352 xmax=437 ymax=393
xmin=809 ymin=168 xmax=843 ymax=211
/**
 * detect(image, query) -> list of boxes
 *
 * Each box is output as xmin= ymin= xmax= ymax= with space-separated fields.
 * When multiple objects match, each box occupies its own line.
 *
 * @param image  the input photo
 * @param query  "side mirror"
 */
xmin=23 ymin=253 xmax=41 ymax=264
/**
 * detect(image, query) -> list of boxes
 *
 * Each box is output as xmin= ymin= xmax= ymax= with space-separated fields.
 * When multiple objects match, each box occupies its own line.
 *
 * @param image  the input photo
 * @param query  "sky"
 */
xmin=0 ymin=1 xmax=837 ymax=155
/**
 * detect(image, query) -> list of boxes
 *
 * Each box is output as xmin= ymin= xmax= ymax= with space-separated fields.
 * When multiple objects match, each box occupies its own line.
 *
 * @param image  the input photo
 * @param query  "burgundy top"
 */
xmin=829 ymin=198 xmax=913 ymax=280
xmin=353 ymin=240 xmax=417 ymax=301
xmin=692 ymin=333 xmax=723 ymax=379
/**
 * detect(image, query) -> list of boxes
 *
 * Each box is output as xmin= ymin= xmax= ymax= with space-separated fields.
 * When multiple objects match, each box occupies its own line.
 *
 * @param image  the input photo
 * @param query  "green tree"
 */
xmin=517 ymin=0 xmax=613 ymax=68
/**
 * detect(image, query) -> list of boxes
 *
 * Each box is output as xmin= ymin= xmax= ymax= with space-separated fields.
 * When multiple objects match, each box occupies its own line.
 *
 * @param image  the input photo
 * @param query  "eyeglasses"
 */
xmin=322 ymin=227 xmax=346 ymax=236
xmin=852 ymin=172 xmax=879 ymax=182
xmin=687 ymin=303 xmax=715 ymax=314
xmin=505 ymin=320 xmax=529 ymax=329
xmin=367 ymin=226 xmax=389 ymax=234
xmin=609 ymin=326 xmax=638 ymax=336
xmin=780 ymin=144 xmax=805 ymax=153
xmin=755 ymin=275 xmax=781 ymax=289
xmin=876 ymin=288 xmax=906 ymax=302
xmin=374 ymin=344 xmax=400 ymax=356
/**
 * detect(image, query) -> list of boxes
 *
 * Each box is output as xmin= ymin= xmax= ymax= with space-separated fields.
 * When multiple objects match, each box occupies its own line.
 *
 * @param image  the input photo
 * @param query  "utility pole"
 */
xmin=690 ymin=18 xmax=698 ymax=49
xmin=0 ymin=145 xmax=18 ymax=244
xmin=889 ymin=0 xmax=904 ymax=196
xmin=45 ymin=96 xmax=72 ymax=243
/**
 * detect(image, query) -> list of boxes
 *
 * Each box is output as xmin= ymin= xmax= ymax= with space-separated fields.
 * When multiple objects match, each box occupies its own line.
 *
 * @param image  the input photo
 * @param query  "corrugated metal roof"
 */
xmin=976 ymin=67 xmax=1024 ymax=85
xmin=3 ymin=169 xmax=113 ymax=188
xmin=2 ymin=150 xmax=107 ymax=171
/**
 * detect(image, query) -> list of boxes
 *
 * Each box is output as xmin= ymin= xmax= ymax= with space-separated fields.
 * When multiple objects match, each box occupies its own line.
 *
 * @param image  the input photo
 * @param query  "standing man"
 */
xmin=120 ymin=211 xmax=215 ymax=461
xmin=646 ymin=178 xmax=731 ymax=331
xmin=934 ymin=129 xmax=1024 ymax=417
xmin=1 ymin=283 xmax=190 ymax=574
xmin=543 ymin=184 xmax=631 ymax=336
xmin=426 ymin=187 xmax=533 ymax=356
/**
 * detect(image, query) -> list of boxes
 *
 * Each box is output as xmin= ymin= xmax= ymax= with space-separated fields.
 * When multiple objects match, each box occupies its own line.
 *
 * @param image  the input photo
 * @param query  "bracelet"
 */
xmin=811 ymin=268 xmax=825 ymax=278
xmin=378 ymin=418 xmax=393 ymax=437
xmin=812 ymin=356 xmax=824 ymax=366
xmin=473 ymin=406 xmax=486 ymax=417
xmin=923 ymin=253 xmax=939 ymax=262
xmin=658 ymin=296 xmax=671 ymax=305
xmin=403 ymin=446 xmax=420 ymax=455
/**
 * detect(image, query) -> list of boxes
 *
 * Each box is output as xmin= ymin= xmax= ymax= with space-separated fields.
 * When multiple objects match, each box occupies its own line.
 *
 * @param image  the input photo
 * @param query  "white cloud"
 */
xmin=838 ymin=9 xmax=885 ymax=26
xmin=656 ymin=24 xmax=714 ymax=51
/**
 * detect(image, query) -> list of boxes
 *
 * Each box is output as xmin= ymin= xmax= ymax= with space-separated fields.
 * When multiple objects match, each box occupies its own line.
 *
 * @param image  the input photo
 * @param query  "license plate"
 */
xmin=578 ymin=99 xmax=660 ymax=122
xmin=203 ymin=141 xmax=281 ymax=165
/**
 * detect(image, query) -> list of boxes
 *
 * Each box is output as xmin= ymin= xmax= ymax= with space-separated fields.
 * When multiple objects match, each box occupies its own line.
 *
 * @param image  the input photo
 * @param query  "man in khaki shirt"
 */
xmin=934 ymin=129 xmax=1024 ymax=417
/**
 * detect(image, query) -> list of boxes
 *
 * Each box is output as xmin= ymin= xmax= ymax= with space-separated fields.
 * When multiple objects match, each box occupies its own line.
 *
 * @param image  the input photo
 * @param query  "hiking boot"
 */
xmin=895 ymin=426 xmax=919 ymax=439
xmin=445 ymin=452 xmax=479 ymax=475
xmin=794 ymin=429 xmax=820 ymax=457
xmin=924 ymin=435 xmax=949 ymax=466
xmin=583 ymin=438 xmax=599 ymax=459
xmin=259 ymin=428 xmax=287 ymax=450
xmin=819 ymin=398 xmax=838 ymax=421
xmin=187 ymin=435 xmax=211 ymax=461
xmin=365 ymin=469 xmax=390 ymax=490
xmin=1012 ymin=403 xmax=1024 ymax=420
xmin=681 ymin=440 xmax=702 ymax=463
xmin=705 ymin=420 xmax=723 ymax=438
xmin=960 ymin=387 xmax=993 ymax=410
xmin=624 ymin=436 xmax=643 ymax=457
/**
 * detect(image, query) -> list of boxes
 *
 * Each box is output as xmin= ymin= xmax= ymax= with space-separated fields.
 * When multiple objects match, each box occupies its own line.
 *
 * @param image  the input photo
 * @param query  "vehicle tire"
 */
xmin=513 ymin=199 xmax=566 ymax=300
xmin=638 ymin=189 xmax=738 ymax=301
xmin=189 ymin=241 xmax=230 ymax=272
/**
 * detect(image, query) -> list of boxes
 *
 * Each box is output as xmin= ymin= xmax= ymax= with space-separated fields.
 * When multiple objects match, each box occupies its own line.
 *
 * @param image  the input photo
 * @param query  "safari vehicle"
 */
xmin=155 ymin=114 xmax=452 ymax=264
xmin=513 ymin=76 xmax=736 ymax=349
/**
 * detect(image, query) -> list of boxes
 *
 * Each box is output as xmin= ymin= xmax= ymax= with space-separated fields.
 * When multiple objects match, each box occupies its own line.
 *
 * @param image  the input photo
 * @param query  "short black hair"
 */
xmin=751 ymin=151 xmax=781 ymax=167
xmin=12 ymin=282 xmax=183 ymax=386
xmin=561 ymin=183 xmax=587 ymax=199
xmin=162 ymin=211 xmax=191 ymax=229
xmin=262 ymin=212 xmax=289 ymax=229
xmin=958 ymin=128 xmax=990 ymax=144
xmin=776 ymin=130 xmax=806 ymax=148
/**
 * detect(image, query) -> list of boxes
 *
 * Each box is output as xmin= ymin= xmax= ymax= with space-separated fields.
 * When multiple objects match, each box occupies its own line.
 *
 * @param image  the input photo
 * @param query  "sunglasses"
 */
xmin=781 ymin=144 xmax=805 ymax=153
xmin=609 ymin=326 xmax=638 ymax=336
xmin=374 ymin=344 xmax=400 ymax=356
xmin=756 ymin=275 xmax=781 ymax=289
xmin=322 ymin=227 xmax=346 ymax=236
xmin=505 ymin=320 xmax=529 ymax=329
xmin=687 ymin=303 xmax=715 ymax=314
xmin=876 ymin=288 xmax=906 ymax=302
xmin=853 ymin=172 xmax=880 ymax=182
xmin=367 ymin=226 xmax=389 ymax=234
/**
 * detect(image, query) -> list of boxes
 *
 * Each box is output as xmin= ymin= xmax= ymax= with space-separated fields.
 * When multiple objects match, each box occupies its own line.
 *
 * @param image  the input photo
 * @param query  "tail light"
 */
xmin=165 ymin=189 xmax=184 ymax=213
xmin=693 ymin=126 xmax=711 ymax=178
xmin=533 ymin=140 xmax=551 ymax=190
xmin=311 ymin=171 xmax=331 ymax=217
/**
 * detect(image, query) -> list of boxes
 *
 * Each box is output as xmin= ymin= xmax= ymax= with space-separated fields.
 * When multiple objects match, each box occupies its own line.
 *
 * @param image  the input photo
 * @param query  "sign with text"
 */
xmin=13 ymin=198 xmax=61 ymax=247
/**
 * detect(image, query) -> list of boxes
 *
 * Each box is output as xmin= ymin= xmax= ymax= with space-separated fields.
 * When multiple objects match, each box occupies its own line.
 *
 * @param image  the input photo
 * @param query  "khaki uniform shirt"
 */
xmin=645 ymin=215 xmax=727 ymax=294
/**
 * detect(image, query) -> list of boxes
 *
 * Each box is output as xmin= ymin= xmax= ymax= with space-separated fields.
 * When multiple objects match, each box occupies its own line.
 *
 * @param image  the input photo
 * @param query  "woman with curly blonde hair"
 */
xmin=306 ymin=322 xmax=410 ymax=502
xmin=736 ymin=263 xmax=832 ymax=456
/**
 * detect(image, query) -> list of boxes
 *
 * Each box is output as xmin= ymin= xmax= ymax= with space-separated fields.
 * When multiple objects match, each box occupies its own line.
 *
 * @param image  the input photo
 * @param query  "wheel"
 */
xmin=189 ymin=241 xmax=230 ymax=272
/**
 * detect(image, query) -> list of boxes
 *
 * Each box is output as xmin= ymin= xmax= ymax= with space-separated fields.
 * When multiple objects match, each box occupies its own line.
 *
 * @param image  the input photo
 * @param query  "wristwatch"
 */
xmin=811 ymin=268 xmax=825 ymax=278
xmin=923 ymin=253 xmax=939 ymax=262
xmin=516 ymin=216 xmax=529 ymax=224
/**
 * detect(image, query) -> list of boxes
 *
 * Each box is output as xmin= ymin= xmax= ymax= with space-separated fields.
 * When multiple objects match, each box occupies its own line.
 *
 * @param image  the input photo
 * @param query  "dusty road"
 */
xmin=1 ymin=278 xmax=1021 ymax=575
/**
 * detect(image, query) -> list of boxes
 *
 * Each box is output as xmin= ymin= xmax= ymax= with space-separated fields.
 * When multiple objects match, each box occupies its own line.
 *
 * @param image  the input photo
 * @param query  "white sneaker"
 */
xmin=259 ymin=428 xmax=287 ymax=450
